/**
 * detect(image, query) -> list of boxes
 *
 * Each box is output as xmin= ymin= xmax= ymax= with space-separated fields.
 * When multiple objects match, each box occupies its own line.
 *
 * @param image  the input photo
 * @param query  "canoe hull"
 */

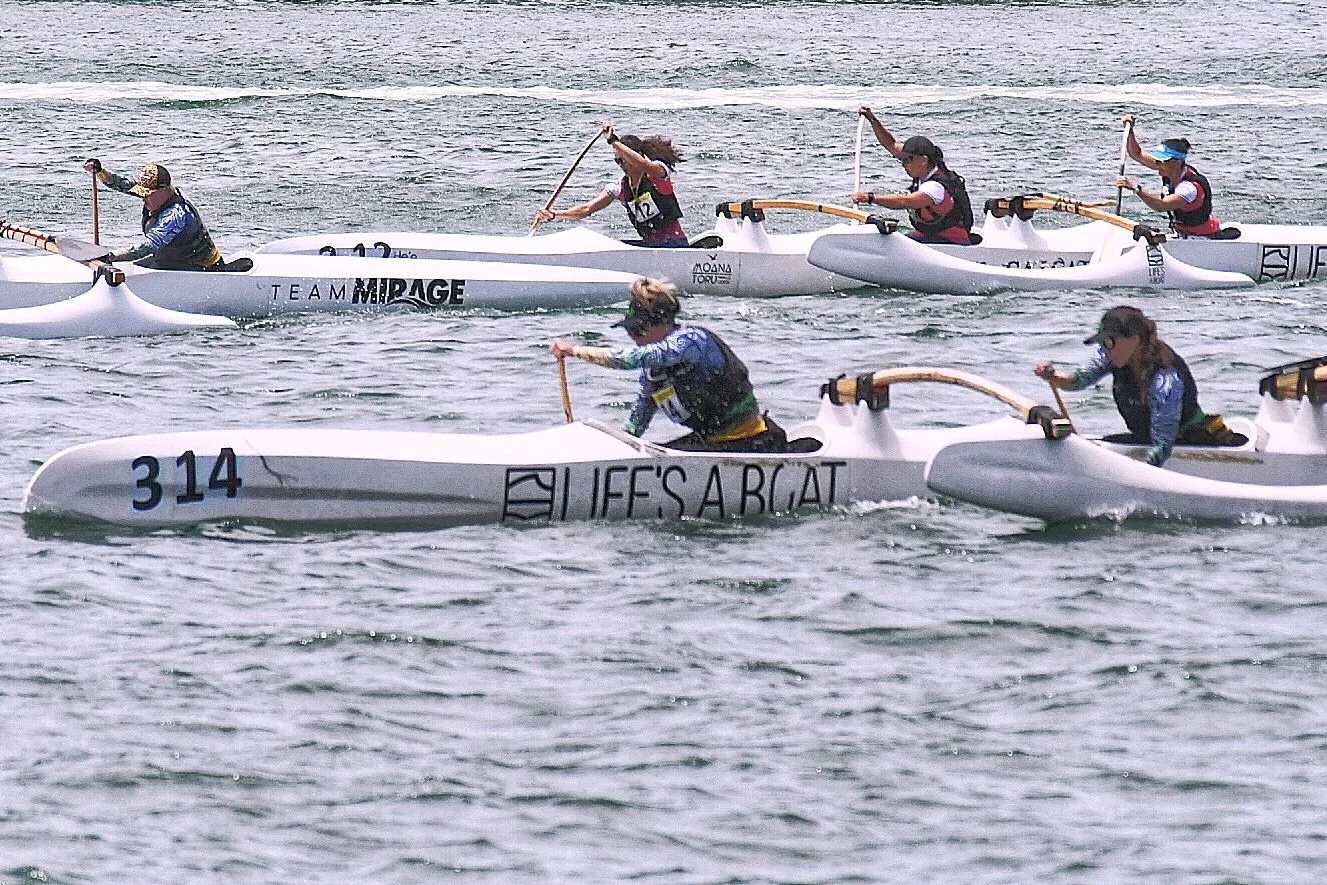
xmin=808 ymin=224 xmax=1255 ymax=294
xmin=255 ymin=218 xmax=869 ymax=297
xmin=0 ymin=253 xmax=641 ymax=316
xmin=21 ymin=403 xmax=1052 ymax=528
xmin=925 ymin=397 xmax=1327 ymax=521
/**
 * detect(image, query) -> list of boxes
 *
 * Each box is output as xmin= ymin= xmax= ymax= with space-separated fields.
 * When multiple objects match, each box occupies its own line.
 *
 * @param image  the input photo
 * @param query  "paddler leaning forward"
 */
xmin=83 ymin=158 xmax=226 ymax=270
xmin=550 ymin=278 xmax=790 ymax=452
xmin=1033 ymin=305 xmax=1245 ymax=467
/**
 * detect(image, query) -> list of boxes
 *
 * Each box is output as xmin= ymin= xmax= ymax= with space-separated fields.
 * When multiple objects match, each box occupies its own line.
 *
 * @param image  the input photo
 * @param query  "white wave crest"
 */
xmin=3 ymin=81 xmax=1327 ymax=111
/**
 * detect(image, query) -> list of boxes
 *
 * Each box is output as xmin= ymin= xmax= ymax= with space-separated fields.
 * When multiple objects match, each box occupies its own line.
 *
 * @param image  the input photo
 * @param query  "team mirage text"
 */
xmin=269 ymin=278 xmax=466 ymax=308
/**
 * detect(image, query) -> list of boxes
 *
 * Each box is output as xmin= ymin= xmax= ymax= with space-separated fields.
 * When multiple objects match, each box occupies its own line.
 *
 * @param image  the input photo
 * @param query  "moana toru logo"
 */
xmin=691 ymin=253 xmax=734 ymax=288
xmin=353 ymin=277 xmax=466 ymax=307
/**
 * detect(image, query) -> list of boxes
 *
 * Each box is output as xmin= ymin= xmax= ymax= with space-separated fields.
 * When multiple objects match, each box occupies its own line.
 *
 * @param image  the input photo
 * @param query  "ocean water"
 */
xmin=2 ymin=1 xmax=1326 ymax=881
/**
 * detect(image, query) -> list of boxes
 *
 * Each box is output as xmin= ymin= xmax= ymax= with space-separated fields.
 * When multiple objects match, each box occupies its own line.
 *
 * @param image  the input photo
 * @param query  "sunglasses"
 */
xmin=898 ymin=154 xmax=920 ymax=165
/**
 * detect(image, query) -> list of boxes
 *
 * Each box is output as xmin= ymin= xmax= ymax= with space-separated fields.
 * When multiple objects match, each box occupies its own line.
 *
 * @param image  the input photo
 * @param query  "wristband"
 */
xmin=867 ymin=192 xmax=875 ymax=205
xmin=606 ymin=133 xmax=619 ymax=145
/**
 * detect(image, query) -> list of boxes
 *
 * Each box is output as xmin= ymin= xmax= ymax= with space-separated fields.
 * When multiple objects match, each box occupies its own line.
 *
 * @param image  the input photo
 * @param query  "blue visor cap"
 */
xmin=1149 ymin=144 xmax=1187 ymax=162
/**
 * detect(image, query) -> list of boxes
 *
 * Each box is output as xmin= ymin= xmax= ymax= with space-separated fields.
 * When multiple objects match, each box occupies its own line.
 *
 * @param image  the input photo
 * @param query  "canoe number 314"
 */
xmin=131 ymin=449 xmax=243 ymax=511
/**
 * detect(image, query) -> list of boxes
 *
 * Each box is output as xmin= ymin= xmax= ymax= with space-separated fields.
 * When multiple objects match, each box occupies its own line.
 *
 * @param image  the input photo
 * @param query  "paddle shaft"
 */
xmin=1114 ymin=119 xmax=1133 ymax=215
xmin=91 ymin=169 xmax=100 ymax=245
xmin=558 ymin=357 xmax=574 ymax=423
xmin=529 ymin=128 xmax=607 ymax=235
xmin=1049 ymin=381 xmax=1070 ymax=422
xmin=853 ymin=115 xmax=865 ymax=197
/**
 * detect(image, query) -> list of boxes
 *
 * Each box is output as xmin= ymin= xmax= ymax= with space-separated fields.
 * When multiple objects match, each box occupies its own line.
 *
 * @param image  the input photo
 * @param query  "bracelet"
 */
xmin=867 ymin=192 xmax=875 ymax=205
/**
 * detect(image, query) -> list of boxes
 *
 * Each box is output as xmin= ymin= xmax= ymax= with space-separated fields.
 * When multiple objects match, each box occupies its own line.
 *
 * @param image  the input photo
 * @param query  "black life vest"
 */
xmin=142 ymin=188 xmax=221 ymax=270
xmin=907 ymin=164 xmax=974 ymax=239
xmin=1110 ymin=350 xmax=1201 ymax=441
xmin=620 ymin=173 xmax=684 ymax=240
xmin=643 ymin=326 xmax=758 ymax=436
xmin=1163 ymin=165 xmax=1214 ymax=231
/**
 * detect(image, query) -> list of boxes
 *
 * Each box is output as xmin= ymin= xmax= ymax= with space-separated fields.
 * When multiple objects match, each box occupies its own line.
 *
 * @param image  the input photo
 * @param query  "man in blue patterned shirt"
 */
xmin=83 ymin=159 xmax=223 ymax=270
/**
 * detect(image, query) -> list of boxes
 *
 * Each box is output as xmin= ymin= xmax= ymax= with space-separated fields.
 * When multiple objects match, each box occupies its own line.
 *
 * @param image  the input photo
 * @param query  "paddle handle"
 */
xmin=529 ymin=128 xmax=607 ymax=236
xmin=558 ymin=357 xmax=574 ymax=423
xmin=1115 ymin=118 xmax=1133 ymax=216
xmin=91 ymin=169 xmax=100 ymax=245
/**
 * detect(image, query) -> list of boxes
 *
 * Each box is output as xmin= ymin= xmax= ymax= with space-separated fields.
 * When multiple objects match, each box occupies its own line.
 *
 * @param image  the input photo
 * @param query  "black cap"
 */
xmin=1084 ymin=305 xmax=1150 ymax=345
xmin=900 ymin=135 xmax=942 ymax=161
xmin=612 ymin=299 xmax=676 ymax=332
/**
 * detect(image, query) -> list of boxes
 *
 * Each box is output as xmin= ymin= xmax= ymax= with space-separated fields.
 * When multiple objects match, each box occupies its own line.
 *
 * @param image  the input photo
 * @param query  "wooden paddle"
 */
xmin=529 ymin=128 xmax=607 ymax=236
xmin=853 ymin=114 xmax=865 ymax=200
xmin=1114 ymin=118 xmax=1134 ymax=215
xmin=91 ymin=168 xmax=101 ymax=245
xmin=557 ymin=357 xmax=574 ymax=423
xmin=0 ymin=220 xmax=124 ymax=284
xmin=1047 ymin=379 xmax=1071 ymax=422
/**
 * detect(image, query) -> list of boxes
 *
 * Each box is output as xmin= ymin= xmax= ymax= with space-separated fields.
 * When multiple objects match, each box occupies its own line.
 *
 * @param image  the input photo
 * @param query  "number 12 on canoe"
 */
xmin=132 ymin=448 xmax=243 ymax=512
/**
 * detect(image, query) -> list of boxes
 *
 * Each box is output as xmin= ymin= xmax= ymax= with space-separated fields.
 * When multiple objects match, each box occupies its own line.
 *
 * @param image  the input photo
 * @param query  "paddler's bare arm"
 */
xmin=551 ymin=339 xmax=615 ymax=367
xmin=537 ymin=189 xmax=615 ymax=224
xmin=859 ymin=106 xmax=903 ymax=156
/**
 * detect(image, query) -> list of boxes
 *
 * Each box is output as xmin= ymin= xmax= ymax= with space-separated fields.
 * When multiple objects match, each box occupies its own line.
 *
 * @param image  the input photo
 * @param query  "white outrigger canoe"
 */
xmin=255 ymin=200 xmax=871 ymax=297
xmin=21 ymin=367 xmax=1070 ymax=529
xmin=926 ymin=357 xmax=1327 ymax=522
xmin=0 ymin=222 xmax=641 ymax=337
xmin=808 ymin=193 xmax=1327 ymax=294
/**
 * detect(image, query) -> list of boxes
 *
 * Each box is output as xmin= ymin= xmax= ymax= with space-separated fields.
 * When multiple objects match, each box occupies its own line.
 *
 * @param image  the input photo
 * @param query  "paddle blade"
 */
xmin=53 ymin=236 xmax=112 ymax=263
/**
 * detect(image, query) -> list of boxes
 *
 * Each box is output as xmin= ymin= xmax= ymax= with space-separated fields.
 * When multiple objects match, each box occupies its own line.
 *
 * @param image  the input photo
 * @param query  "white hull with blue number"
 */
xmin=21 ymin=367 xmax=1070 ymax=529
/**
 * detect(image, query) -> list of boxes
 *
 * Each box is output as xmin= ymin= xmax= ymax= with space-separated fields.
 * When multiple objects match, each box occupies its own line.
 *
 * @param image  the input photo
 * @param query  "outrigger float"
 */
xmin=0 ymin=225 xmax=235 ymax=337
xmin=808 ymin=193 xmax=1327 ymax=294
xmin=21 ymin=367 xmax=1070 ymax=529
xmin=927 ymin=357 xmax=1327 ymax=522
xmin=0 ymin=221 xmax=641 ymax=338
xmin=254 ymin=200 xmax=872 ymax=297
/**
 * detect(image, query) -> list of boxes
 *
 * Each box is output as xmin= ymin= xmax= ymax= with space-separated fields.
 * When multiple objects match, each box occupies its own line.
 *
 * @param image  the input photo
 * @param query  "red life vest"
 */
xmin=907 ymin=165 xmax=974 ymax=244
xmin=619 ymin=172 xmax=686 ymax=245
xmin=1164 ymin=165 xmax=1220 ymax=237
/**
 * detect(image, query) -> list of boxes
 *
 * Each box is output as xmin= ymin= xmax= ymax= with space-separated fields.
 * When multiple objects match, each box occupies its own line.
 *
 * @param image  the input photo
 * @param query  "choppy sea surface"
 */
xmin=2 ymin=1 xmax=1326 ymax=881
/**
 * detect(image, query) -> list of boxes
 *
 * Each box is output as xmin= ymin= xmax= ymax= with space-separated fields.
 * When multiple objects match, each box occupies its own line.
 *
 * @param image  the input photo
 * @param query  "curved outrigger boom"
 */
xmin=821 ymin=366 xmax=1074 ymax=440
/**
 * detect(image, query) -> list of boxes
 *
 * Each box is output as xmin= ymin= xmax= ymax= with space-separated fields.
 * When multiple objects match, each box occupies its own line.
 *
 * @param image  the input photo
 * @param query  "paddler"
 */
xmin=535 ymin=123 xmax=690 ymax=247
xmin=1033 ymin=305 xmax=1244 ymax=466
xmin=82 ymin=158 xmax=225 ymax=270
xmin=550 ymin=277 xmax=789 ymax=452
xmin=1116 ymin=115 xmax=1223 ymax=238
xmin=851 ymin=106 xmax=976 ymax=245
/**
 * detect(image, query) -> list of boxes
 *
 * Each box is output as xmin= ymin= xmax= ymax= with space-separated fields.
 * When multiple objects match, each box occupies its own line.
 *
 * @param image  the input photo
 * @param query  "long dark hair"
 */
xmin=619 ymin=134 xmax=685 ymax=170
xmin=1126 ymin=310 xmax=1177 ymax=406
